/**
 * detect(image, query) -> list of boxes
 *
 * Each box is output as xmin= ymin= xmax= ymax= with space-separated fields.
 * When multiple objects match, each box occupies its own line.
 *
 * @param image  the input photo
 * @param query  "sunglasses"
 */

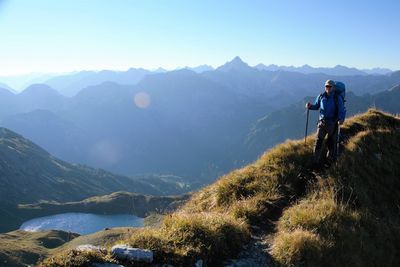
xmin=325 ymin=85 xmax=332 ymax=88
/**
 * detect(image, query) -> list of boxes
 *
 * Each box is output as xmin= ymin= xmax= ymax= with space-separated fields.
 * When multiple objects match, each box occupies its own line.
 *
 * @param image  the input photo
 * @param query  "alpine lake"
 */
xmin=20 ymin=213 xmax=144 ymax=235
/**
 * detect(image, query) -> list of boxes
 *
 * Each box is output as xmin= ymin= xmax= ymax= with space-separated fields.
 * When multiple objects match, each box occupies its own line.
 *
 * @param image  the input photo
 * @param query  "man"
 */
xmin=306 ymin=80 xmax=346 ymax=166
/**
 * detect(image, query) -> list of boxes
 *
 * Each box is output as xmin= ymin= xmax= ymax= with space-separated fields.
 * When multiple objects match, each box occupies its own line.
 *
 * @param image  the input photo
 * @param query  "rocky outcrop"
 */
xmin=76 ymin=244 xmax=106 ymax=253
xmin=111 ymin=244 xmax=153 ymax=263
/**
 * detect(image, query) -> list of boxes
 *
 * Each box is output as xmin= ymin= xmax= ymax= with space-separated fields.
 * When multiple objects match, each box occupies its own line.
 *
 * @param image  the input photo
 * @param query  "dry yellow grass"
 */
xmin=40 ymin=109 xmax=400 ymax=267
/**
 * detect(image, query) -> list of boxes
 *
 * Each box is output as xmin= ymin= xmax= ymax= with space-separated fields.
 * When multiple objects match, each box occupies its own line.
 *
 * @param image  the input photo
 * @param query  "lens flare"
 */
xmin=134 ymin=92 xmax=151 ymax=108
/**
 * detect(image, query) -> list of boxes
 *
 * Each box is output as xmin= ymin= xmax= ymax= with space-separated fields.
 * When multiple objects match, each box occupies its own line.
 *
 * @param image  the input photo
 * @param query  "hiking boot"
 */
xmin=312 ymin=162 xmax=323 ymax=171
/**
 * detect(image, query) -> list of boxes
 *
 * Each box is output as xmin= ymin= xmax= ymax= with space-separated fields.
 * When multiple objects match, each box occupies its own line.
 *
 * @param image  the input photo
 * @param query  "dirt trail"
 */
xmin=224 ymin=166 xmax=328 ymax=267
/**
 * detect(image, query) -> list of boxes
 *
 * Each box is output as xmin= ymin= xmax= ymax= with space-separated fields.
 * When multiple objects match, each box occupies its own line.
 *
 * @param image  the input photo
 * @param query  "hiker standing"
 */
xmin=306 ymin=80 xmax=346 ymax=165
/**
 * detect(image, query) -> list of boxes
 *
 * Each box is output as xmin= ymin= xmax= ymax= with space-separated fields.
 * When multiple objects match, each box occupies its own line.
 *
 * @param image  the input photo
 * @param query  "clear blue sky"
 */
xmin=0 ymin=0 xmax=399 ymax=75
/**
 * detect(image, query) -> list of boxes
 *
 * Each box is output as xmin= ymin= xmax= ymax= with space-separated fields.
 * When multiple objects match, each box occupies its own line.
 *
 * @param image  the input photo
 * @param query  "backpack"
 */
xmin=334 ymin=81 xmax=346 ymax=103
xmin=334 ymin=81 xmax=346 ymax=118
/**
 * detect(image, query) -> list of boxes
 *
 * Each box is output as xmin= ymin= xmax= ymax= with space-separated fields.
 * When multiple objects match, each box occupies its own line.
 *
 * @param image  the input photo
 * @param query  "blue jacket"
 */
xmin=309 ymin=91 xmax=346 ymax=122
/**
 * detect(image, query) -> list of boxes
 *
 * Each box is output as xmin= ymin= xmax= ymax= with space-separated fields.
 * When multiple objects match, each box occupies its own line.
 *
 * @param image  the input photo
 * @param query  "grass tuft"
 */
xmin=271 ymin=229 xmax=327 ymax=267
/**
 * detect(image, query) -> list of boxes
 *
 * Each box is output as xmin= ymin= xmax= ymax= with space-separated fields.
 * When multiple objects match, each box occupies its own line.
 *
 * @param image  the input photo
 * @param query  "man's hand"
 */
xmin=305 ymin=102 xmax=311 ymax=109
xmin=338 ymin=120 xmax=344 ymax=125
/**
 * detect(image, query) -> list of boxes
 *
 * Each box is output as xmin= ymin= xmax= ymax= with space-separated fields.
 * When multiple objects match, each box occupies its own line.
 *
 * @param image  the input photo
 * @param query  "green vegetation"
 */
xmin=44 ymin=212 xmax=250 ymax=266
xmin=0 ymin=230 xmax=79 ymax=267
xmin=40 ymin=250 xmax=118 ymax=267
xmin=35 ymin=109 xmax=400 ymax=266
xmin=0 ymin=227 xmax=137 ymax=267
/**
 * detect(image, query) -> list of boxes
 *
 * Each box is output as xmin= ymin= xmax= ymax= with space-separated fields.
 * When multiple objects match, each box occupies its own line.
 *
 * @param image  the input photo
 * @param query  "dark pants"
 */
xmin=314 ymin=120 xmax=338 ymax=164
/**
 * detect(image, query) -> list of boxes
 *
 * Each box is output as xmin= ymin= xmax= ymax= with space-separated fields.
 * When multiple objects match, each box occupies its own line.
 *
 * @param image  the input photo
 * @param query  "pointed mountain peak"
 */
xmin=231 ymin=56 xmax=245 ymax=63
xmin=217 ymin=56 xmax=252 ymax=72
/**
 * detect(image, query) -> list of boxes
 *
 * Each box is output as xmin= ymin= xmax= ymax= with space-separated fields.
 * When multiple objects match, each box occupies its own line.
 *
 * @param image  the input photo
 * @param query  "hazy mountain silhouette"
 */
xmin=18 ymin=84 xmax=66 ymax=113
xmin=0 ymin=73 xmax=57 ymax=92
xmin=1 ymin=62 xmax=400 ymax=183
xmin=255 ymin=63 xmax=393 ymax=76
xmin=361 ymin=67 xmax=393 ymax=75
xmin=0 ymin=82 xmax=15 ymax=93
xmin=0 ymin=87 xmax=18 ymax=119
xmin=184 ymin=64 xmax=214 ymax=73
xmin=1 ymin=109 xmax=85 ymax=162
xmin=44 ymin=68 xmax=151 ymax=96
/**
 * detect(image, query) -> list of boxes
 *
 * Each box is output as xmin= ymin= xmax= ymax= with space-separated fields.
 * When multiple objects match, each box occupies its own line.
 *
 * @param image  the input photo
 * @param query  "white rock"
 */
xmin=111 ymin=244 xmax=153 ymax=263
xmin=76 ymin=244 xmax=106 ymax=253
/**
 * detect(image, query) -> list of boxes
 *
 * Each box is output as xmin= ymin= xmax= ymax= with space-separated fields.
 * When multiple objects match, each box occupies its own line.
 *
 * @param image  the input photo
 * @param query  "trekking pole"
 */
xmin=336 ymin=121 xmax=341 ymax=157
xmin=304 ymin=108 xmax=309 ymax=144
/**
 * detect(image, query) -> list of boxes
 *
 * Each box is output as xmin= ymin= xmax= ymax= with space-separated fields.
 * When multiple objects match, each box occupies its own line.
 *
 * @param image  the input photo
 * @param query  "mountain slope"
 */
xmin=41 ymin=109 xmax=400 ymax=266
xmin=0 ymin=88 xmax=18 ymax=119
xmin=17 ymin=84 xmax=67 ymax=113
xmin=0 ymin=82 xmax=16 ymax=93
xmin=271 ymin=110 xmax=400 ymax=266
xmin=0 ymin=230 xmax=79 ymax=267
xmin=0 ymin=127 xmax=186 ymax=232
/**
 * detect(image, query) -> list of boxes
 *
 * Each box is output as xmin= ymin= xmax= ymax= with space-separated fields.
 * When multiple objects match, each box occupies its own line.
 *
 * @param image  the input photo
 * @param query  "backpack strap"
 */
xmin=334 ymin=93 xmax=338 ymax=118
xmin=334 ymin=92 xmax=343 ymax=119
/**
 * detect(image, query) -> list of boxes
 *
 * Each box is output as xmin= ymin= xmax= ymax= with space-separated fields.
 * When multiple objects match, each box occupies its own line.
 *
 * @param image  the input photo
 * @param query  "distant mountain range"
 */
xmin=0 ymin=60 xmax=399 ymax=182
xmin=255 ymin=62 xmax=393 ymax=76
xmin=184 ymin=64 xmax=214 ymax=73
xmin=0 ymin=57 xmax=394 ymax=96
xmin=0 ymin=73 xmax=57 ymax=91
xmin=44 ymin=68 xmax=152 ymax=97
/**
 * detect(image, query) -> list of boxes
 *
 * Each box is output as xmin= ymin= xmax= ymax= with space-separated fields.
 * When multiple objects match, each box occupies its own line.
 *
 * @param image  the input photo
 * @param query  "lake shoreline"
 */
xmin=20 ymin=212 xmax=144 ymax=235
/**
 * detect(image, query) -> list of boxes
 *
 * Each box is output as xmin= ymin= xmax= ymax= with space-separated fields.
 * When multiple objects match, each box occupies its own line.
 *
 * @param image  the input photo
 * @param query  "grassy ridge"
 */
xmin=271 ymin=110 xmax=400 ymax=266
xmin=41 ymin=109 xmax=400 ymax=266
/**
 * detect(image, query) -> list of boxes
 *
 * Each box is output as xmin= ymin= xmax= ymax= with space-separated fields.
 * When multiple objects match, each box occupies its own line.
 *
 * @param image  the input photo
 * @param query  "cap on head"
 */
xmin=325 ymin=80 xmax=335 ymax=87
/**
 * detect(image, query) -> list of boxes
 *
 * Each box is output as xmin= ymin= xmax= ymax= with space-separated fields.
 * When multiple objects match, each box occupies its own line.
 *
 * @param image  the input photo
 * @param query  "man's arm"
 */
xmin=307 ymin=95 xmax=321 ymax=110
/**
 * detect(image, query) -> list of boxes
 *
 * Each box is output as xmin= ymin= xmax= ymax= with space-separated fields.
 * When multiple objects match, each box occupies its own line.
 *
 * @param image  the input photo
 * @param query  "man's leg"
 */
xmin=314 ymin=121 xmax=327 ymax=165
xmin=326 ymin=122 xmax=338 ymax=161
